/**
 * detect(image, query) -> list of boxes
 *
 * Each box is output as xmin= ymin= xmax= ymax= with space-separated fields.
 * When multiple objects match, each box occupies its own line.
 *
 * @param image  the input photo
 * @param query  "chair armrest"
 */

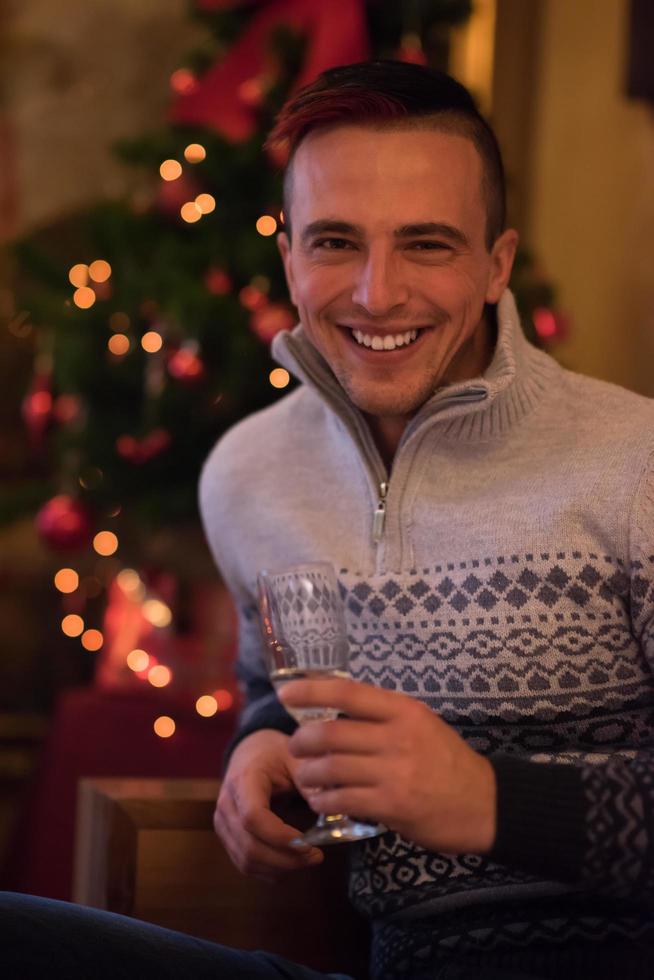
xmin=73 ymin=777 xmax=369 ymax=977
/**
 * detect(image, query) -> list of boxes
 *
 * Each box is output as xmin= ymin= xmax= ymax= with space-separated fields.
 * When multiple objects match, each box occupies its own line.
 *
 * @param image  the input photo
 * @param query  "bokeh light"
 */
xmin=195 ymin=193 xmax=216 ymax=214
xmin=141 ymin=331 xmax=163 ymax=353
xmin=62 ymin=614 xmax=84 ymax=637
xmin=153 ymin=715 xmax=175 ymax=738
xmin=88 ymin=260 xmax=111 ymax=283
xmin=214 ymin=689 xmax=234 ymax=711
xmin=269 ymin=368 xmax=290 ymax=389
xmin=143 ymin=599 xmax=172 ymax=628
xmin=81 ymin=629 xmax=103 ymax=652
xmin=73 ymin=287 xmax=96 ymax=309
xmin=160 ymin=159 xmax=183 ymax=181
xmin=108 ymin=333 xmax=130 ymax=355
xmin=180 ymin=202 xmax=202 ymax=223
xmin=127 ymin=648 xmax=150 ymax=672
xmin=69 ymin=264 xmax=89 ymax=288
xmin=54 ymin=568 xmax=79 ymax=593
xmin=170 ymin=69 xmax=196 ymax=95
xmin=256 ymin=215 xmax=277 ymax=236
xmin=184 ymin=143 xmax=206 ymax=163
xmin=93 ymin=531 xmax=118 ymax=556
xmin=148 ymin=665 xmax=172 ymax=688
xmin=196 ymin=695 xmax=218 ymax=717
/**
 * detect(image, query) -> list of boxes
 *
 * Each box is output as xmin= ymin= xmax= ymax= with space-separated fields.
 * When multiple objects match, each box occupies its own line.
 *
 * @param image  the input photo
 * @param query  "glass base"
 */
xmin=291 ymin=812 xmax=386 ymax=847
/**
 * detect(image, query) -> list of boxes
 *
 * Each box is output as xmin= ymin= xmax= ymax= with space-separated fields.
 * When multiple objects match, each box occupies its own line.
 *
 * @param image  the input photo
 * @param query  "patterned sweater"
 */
xmin=199 ymin=291 xmax=654 ymax=978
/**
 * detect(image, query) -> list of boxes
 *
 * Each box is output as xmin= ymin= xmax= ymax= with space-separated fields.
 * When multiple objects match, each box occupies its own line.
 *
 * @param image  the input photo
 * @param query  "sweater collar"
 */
xmin=272 ymin=290 xmax=558 ymax=441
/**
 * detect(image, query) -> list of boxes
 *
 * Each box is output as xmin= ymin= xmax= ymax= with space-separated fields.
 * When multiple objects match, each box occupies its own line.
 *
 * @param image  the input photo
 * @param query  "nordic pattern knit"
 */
xmin=199 ymin=291 xmax=654 ymax=979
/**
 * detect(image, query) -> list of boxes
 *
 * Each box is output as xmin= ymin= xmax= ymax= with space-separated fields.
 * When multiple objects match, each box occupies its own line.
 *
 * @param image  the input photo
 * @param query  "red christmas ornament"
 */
xmin=239 ymin=285 xmax=268 ymax=311
xmin=22 ymin=372 xmax=53 ymax=445
xmin=250 ymin=302 xmax=295 ymax=344
xmin=204 ymin=266 xmax=232 ymax=295
xmin=532 ymin=306 xmax=571 ymax=344
xmin=53 ymin=393 xmax=82 ymax=425
xmin=116 ymin=429 xmax=171 ymax=464
xmin=167 ymin=344 xmax=205 ymax=383
xmin=36 ymin=494 xmax=93 ymax=552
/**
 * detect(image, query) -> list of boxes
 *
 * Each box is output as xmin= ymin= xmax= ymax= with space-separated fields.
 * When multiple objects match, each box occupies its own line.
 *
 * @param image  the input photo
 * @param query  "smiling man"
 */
xmin=200 ymin=62 xmax=654 ymax=980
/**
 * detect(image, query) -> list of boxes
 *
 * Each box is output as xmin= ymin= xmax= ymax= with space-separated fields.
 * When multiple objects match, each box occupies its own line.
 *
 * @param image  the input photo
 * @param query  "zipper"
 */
xmin=372 ymin=481 xmax=388 ymax=544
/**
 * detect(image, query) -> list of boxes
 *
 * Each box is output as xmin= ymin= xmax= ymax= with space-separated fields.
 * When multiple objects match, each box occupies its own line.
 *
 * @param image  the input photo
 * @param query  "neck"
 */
xmin=365 ymin=308 xmax=497 ymax=468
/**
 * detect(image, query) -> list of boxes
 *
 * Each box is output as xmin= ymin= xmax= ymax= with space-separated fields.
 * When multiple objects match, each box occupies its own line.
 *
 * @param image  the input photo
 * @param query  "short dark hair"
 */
xmin=266 ymin=60 xmax=506 ymax=249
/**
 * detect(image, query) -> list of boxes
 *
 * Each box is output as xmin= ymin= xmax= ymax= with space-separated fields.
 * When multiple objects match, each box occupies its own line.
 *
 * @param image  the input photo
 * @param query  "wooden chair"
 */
xmin=73 ymin=778 xmax=370 ymax=978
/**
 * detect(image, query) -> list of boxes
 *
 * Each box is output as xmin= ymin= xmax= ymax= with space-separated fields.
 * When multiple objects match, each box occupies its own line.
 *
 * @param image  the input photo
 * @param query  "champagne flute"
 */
xmin=257 ymin=562 xmax=384 ymax=846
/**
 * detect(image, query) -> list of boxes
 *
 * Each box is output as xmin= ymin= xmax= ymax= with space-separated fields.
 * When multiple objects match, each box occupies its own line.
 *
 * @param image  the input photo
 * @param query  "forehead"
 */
xmin=288 ymin=125 xmax=485 ymax=230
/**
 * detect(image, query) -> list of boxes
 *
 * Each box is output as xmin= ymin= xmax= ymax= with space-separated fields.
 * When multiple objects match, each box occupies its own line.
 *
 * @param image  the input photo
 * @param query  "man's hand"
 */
xmin=214 ymin=729 xmax=324 ymax=880
xmin=279 ymin=678 xmax=497 ymax=855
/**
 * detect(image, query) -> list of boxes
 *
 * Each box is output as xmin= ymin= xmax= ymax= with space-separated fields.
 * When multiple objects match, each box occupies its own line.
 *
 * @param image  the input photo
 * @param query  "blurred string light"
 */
xmin=256 ymin=215 xmax=277 ymax=236
xmin=54 ymin=568 xmax=79 ymax=593
xmin=127 ymin=648 xmax=150 ymax=672
xmin=170 ymin=68 xmax=196 ymax=95
xmin=180 ymin=201 xmax=202 ymax=223
xmin=89 ymin=260 xmax=111 ymax=283
xmin=69 ymin=264 xmax=89 ymax=287
xmin=62 ymin=614 xmax=84 ymax=637
xmin=93 ymin=531 xmax=118 ymax=556
xmin=215 ymin=689 xmax=234 ymax=711
xmin=81 ymin=629 xmax=103 ymax=652
xmin=160 ymin=159 xmax=182 ymax=181
xmin=269 ymin=368 xmax=290 ymax=389
xmin=108 ymin=334 xmax=130 ymax=356
xmin=148 ymin=664 xmax=172 ymax=688
xmin=195 ymin=193 xmax=216 ymax=214
xmin=74 ymin=287 xmax=96 ymax=309
xmin=143 ymin=598 xmax=172 ymax=627
xmin=153 ymin=716 xmax=175 ymax=738
xmin=141 ymin=331 xmax=163 ymax=353
xmin=196 ymin=695 xmax=218 ymax=717
xmin=184 ymin=143 xmax=206 ymax=163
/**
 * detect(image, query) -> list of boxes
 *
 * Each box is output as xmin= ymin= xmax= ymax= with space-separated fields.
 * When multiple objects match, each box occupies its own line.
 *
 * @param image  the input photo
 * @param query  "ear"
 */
xmin=277 ymin=232 xmax=298 ymax=307
xmin=485 ymin=228 xmax=519 ymax=304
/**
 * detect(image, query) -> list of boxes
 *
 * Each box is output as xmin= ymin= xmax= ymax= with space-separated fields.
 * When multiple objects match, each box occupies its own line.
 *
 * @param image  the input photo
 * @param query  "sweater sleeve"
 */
xmin=488 ymin=449 xmax=654 ymax=898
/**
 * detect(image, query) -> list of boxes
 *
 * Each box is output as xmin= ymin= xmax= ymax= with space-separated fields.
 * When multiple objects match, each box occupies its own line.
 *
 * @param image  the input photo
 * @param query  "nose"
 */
xmin=350 ymin=245 xmax=409 ymax=316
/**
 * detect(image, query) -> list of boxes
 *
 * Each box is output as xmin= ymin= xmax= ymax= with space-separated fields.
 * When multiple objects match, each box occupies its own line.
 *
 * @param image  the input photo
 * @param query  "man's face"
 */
xmin=277 ymin=125 xmax=517 ymax=420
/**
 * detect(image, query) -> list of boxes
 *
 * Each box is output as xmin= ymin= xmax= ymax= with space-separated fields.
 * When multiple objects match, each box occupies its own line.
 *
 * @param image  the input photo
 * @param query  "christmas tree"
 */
xmin=3 ymin=0 xmax=565 ymax=708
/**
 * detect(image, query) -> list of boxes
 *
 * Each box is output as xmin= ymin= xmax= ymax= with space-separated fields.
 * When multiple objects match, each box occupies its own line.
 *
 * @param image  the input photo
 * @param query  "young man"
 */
xmin=2 ymin=61 xmax=653 ymax=980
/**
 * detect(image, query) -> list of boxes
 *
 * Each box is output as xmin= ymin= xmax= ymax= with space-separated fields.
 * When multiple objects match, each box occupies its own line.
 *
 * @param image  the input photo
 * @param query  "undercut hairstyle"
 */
xmin=266 ymin=60 xmax=506 ymax=250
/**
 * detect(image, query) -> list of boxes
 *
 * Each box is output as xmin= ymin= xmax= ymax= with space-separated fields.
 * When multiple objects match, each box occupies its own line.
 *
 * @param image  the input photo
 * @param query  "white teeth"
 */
xmin=351 ymin=328 xmax=420 ymax=350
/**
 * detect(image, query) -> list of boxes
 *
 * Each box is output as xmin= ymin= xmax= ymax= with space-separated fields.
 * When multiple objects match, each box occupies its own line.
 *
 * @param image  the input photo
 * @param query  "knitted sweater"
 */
xmin=199 ymin=291 xmax=654 ymax=979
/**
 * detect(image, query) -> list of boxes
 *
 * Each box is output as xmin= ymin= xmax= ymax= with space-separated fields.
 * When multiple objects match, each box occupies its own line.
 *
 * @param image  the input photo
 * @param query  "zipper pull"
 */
xmin=372 ymin=481 xmax=388 ymax=544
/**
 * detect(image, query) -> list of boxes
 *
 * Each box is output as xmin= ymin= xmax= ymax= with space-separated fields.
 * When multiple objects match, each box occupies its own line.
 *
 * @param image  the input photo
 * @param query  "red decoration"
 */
xmin=239 ymin=285 xmax=269 ymax=311
xmin=171 ymin=0 xmax=369 ymax=143
xmin=53 ymin=393 xmax=82 ymax=425
xmin=396 ymin=35 xmax=428 ymax=66
xmin=204 ymin=266 xmax=232 ymax=295
xmin=156 ymin=172 xmax=203 ymax=218
xmin=36 ymin=495 xmax=93 ymax=552
xmin=22 ymin=372 xmax=53 ymax=446
xmin=167 ymin=344 xmax=205 ymax=383
xmin=250 ymin=302 xmax=295 ymax=343
xmin=532 ymin=306 xmax=570 ymax=344
xmin=116 ymin=429 xmax=172 ymax=464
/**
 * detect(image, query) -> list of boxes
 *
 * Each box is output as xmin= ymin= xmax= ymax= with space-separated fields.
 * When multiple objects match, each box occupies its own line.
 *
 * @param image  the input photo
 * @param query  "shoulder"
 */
xmin=557 ymin=365 xmax=654 ymax=449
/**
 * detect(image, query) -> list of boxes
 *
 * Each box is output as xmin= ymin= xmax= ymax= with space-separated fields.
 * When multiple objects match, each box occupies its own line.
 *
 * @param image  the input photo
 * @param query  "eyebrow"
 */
xmin=300 ymin=219 xmax=470 ymax=249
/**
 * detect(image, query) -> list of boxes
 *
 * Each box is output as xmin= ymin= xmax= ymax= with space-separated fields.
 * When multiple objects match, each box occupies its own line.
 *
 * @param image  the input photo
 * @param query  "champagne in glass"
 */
xmin=257 ymin=562 xmax=384 ymax=846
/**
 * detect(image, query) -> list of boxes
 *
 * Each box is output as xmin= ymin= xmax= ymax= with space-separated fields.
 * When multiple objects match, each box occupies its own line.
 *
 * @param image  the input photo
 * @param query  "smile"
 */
xmin=348 ymin=328 xmax=421 ymax=351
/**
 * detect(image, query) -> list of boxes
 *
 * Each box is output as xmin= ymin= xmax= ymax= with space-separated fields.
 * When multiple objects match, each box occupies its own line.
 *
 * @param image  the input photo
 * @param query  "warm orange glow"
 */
xmin=256 ymin=215 xmax=277 ymax=236
xmin=73 ymin=286 xmax=96 ymax=309
xmin=81 ymin=629 xmax=103 ymax=651
xmin=69 ymin=264 xmax=89 ymax=288
xmin=153 ymin=715 xmax=175 ymax=738
xmin=117 ymin=568 xmax=142 ymax=594
xmin=88 ymin=260 xmax=111 ymax=283
xmin=170 ymin=69 xmax=196 ymax=94
xmin=127 ymin=648 xmax=150 ymax=672
xmin=141 ymin=331 xmax=163 ymax=353
xmin=214 ymin=689 xmax=234 ymax=711
xmin=54 ymin=568 xmax=79 ymax=593
xmin=93 ymin=531 xmax=118 ymax=556
xmin=108 ymin=333 xmax=130 ymax=355
xmin=62 ymin=614 xmax=84 ymax=637
xmin=160 ymin=159 xmax=183 ymax=181
xmin=269 ymin=368 xmax=290 ymax=389
xmin=143 ymin=599 xmax=172 ymax=628
xmin=196 ymin=695 xmax=218 ymax=717
xmin=184 ymin=143 xmax=206 ymax=163
xmin=109 ymin=312 xmax=130 ymax=332
xmin=195 ymin=193 xmax=216 ymax=214
xmin=148 ymin=665 xmax=172 ymax=688
xmin=180 ymin=202 xmax=202 ymax=223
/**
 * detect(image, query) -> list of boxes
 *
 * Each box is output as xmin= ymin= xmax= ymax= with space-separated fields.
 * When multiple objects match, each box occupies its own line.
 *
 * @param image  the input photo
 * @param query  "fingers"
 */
xmin=289 ymin=718 xmax=383 ymax=757
xmin=294 ymin=753 xmax=379 ymax=790
xmin=278 ymin=677 xmax=401 ymax=721
xmin=214 ymin=780 xmax=323 ymax=878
